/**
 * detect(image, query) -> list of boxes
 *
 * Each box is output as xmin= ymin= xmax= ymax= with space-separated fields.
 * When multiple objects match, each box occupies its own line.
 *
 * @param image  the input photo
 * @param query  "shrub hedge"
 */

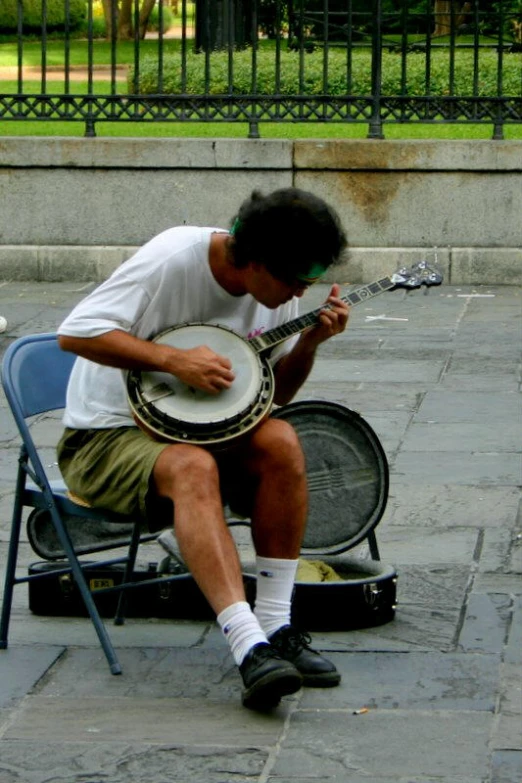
xmin=0 ymin=0 xmax=86 ymax=32
xmin=131 ymin=48 xmax=522 ymax=97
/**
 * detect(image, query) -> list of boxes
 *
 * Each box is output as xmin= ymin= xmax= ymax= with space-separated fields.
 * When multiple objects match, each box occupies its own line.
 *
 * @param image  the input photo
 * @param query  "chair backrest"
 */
xmin=1 ymin=333 xmax=76 ymax=420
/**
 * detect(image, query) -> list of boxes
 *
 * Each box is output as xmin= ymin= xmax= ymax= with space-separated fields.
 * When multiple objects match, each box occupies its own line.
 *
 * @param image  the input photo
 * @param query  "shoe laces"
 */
xmin=273 ymin=626 xmax=314 ymax=656
xmin=248 ymin=643 xmax=280 ymax=665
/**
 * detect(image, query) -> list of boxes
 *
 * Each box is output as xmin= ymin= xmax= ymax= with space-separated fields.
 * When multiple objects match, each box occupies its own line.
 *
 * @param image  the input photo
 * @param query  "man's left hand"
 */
xmin=304 ymin=284 xmax=350 ymax=347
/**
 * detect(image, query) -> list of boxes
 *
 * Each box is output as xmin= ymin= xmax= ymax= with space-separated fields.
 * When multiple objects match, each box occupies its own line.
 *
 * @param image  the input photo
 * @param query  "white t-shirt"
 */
xmin=58 ymin=226 xmax=299 ymax=429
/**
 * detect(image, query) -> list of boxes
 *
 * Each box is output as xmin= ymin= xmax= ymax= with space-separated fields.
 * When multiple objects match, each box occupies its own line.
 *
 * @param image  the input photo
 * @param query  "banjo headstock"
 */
xmin=390 ymin=260 xmax=444 ymax=290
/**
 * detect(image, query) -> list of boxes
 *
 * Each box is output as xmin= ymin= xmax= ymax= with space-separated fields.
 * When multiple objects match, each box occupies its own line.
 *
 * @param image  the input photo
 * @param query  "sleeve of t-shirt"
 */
xmin=58 ymin=273 xmax=151 ymax=338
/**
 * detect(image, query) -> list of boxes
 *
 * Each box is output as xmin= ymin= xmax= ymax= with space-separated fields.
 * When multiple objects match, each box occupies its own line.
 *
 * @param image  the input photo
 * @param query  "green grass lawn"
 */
xmin=1 ymin=118 xmax=520 ymax=139
xmin=0 ymin=79 xmax=116 ymax=93
xmin=0 ymin=39 xmax=183 ymax=67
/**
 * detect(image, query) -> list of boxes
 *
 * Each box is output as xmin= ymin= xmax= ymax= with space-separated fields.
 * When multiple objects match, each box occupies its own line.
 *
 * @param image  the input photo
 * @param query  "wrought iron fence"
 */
xmin=0 ymin=0 xmax=521 ymax=137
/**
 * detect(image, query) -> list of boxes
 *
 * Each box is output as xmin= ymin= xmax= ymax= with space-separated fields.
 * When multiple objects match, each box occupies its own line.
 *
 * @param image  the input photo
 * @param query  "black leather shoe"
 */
xmin=268 ymin=625 xmax=341 ymax=687
xmin=239 ymin=642 xmax=302 ymax=710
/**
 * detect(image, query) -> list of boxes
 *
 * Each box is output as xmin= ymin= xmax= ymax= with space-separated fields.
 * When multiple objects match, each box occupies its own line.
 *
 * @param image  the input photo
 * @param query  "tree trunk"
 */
xmin=433 ymin=1 xmax=468 ymax=38
xmin=434 ymin=1 xmax=449 ymax=37
xmin=101 ymin=0 xmax=117 ymax=40
xmin=139 ymin=0 xmax=157 ymax=39
xmin=118 ymin=0 xmax=134 ymax=40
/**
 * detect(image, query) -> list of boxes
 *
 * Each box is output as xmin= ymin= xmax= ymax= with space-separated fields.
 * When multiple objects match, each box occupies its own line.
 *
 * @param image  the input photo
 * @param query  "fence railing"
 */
xmin=0 ymin=0 xmax=521 ymax=138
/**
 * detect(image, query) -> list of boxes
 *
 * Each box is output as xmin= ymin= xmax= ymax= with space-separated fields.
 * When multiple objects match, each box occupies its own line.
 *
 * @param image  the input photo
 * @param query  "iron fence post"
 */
xmin=368 ymin=0 xmax=384 ymax=139
xmin=492 ymin=0 xmax=505 ymax=140
xmin=84 ymin=119 xmax=96 ymax=138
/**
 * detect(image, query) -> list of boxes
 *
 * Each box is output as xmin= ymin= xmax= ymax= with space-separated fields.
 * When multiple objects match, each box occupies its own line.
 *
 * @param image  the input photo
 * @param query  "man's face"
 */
xmin=245 ymin=262 xmax=310 ymax=308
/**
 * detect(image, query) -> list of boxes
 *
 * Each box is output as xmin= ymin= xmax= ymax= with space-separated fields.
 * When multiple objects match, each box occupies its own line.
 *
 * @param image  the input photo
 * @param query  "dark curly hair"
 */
xmin=228 ymin=188 xmax=347 ymax=283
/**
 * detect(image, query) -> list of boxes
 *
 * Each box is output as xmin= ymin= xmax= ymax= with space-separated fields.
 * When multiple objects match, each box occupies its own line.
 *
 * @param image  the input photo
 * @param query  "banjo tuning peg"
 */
xmin=408 ymin=261 xmax=444 ymax=287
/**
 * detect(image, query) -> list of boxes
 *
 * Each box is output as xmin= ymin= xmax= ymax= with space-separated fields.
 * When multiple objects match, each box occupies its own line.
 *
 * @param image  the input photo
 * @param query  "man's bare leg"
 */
xmin=240 ymin=417 xmax=341 ymax=687
xmin=152 ymin=441 xmax=303 ymax=709
xmin=153 ymin=443 xmax=245 ymax=615
xmin=243 ymin=418 xmax=308 ymax=559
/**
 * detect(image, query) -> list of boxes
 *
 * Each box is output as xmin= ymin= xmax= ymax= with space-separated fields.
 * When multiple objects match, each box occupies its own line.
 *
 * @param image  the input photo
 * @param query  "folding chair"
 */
xmin=0 ymin=332 xmax=167 ymax=675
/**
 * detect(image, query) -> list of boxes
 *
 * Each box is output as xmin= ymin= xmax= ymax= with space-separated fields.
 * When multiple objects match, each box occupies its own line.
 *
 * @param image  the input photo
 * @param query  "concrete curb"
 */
xmin=0 ymin=244 xmax=520 ymax=285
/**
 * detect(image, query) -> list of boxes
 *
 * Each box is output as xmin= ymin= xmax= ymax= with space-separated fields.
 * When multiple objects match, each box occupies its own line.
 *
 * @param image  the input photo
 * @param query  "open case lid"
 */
xmin=272 ymin=400 xmax=389 ymax=556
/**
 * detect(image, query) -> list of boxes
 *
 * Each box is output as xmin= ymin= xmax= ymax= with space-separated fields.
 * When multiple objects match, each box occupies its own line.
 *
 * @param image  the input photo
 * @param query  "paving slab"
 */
xmin=492 ymin=715 xmax=522 ymax=754
xmin=33 ymin=646 xmax=245 ymax=701
xmin=415 ymin=390 xmax=522 ymax=422
xmin=272 ymin=710 xmax=493 ymax=782
xmin=458 ymin=594 xmax=513 ymax=653
xmin=505 ymin=596 xmax=522 ymax=665
xmin=392 ymin=451 xmax=522 ymax=486
xmin=480 ymin=528 xmax=517 ymax=572
xmin=0 ymin=645 xmax=65 ymax=707
xmin=4 ymin=694 xmax=291 ymax=744
xmin=401 ymin=421 xmax=521 ymax=452
xmin=3 ymin=613 xmax=211 ymax=649
xmin=309 ymin=358 xmax=445 ymax=384
xmin=499 ymin=662 xmax=522 ymax=719
xmin=0 ymin=741 xmax=268 ymax=783
xmin=376 ymin=526 xmax=480 ymax=565
xmin=439 ymin=371 xmax=520 ymax=392
xmin=473 ymin=573 xmax=522 ymax=595
xmin=298 ymin=651 xmax=499 ymax=711
xmin=490 ymin=751 xmax=522 ymax=783
xmin=297 ymin=382 xmax=422 ymax=413
xmin=384 ymin=485 xmax=521 ymax=529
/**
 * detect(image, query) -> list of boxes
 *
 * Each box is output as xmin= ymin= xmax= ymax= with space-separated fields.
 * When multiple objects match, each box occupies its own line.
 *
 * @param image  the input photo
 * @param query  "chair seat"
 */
xmin=23 ymin=479 xmax=148 ymax=560
xmin=24 ymin=480 xmax=135 ymax=523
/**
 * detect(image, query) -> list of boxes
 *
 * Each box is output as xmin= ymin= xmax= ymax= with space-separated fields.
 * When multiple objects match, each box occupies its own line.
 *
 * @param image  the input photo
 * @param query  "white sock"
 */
xmin=254 ymin=556 xmax=299 ymax=638
xmin=217 ymin=601 xmax=268 ymax=666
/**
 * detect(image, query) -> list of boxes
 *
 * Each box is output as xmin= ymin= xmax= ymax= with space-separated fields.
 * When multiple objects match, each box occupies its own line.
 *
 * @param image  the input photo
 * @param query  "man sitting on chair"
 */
xmin=57 ymin=187 xmax=350 ymax=710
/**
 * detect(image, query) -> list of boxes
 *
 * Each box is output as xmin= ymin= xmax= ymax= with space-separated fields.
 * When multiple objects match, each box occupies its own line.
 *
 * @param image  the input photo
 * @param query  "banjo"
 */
xmin=127 ymin=260 xmax=442 ymax=448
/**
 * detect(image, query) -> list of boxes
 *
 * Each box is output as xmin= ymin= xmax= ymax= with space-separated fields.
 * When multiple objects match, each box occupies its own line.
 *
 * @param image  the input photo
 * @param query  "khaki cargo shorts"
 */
xmin=57 ymin=427 xmax=254 ymax=529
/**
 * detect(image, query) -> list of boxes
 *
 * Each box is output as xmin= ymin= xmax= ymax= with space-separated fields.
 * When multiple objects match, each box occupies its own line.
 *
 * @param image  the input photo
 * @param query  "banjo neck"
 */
xmin=249 ymin=259 xmax=444 ymax=354
xmin=249 ymin=275 xmax=397 ymax=354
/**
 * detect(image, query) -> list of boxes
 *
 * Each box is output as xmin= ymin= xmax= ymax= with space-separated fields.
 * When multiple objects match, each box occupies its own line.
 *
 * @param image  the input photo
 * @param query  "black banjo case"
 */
xmin=28 ymin=401 xmax=397 ymax=630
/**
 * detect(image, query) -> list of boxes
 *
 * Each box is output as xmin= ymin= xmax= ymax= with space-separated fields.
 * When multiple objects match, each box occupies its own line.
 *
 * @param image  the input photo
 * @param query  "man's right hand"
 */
xmin=164 ymin=345 xmax=235 ymax=395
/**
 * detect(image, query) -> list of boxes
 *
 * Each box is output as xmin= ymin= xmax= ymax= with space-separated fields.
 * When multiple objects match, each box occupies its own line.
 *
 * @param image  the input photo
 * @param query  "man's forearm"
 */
xmin=272 ymin=336 xmax=319 ymax=406
xmin=58 ymin=330 xmax=173 ymax=372
xmin=273 ymin=285 xmax=350 ymax=406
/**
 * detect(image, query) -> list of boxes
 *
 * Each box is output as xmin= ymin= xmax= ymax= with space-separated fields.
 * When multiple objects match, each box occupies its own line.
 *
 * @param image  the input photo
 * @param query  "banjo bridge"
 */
xmin=137 ymin=383 xmax=176 ymax=409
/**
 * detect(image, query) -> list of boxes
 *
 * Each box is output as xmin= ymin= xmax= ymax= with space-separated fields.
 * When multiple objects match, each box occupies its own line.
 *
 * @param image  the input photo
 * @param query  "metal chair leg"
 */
xmin=114 ymin=520 xmax=143 ymax=626
xmin=0 ymin=485 xmax=25 ymax=650
xmin=0 ymin=456 xmax=30 ymax=649
xmin=367 ymin=529 xmax=381 ymax=561
xmin=47 ymin=504 xmax=123 ymax=675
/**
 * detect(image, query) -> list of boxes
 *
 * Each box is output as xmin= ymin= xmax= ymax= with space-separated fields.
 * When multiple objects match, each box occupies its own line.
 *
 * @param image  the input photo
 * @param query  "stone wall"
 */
xmin=0 ymin=137 xmax=520 ymax=284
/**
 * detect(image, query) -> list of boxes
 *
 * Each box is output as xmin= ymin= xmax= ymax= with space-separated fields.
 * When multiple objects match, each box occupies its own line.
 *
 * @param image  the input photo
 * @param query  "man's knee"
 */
xmin=154 ymin=443 xmax=220 ymax=497
xmin=250 ymin=418 xmax=305 ymax=469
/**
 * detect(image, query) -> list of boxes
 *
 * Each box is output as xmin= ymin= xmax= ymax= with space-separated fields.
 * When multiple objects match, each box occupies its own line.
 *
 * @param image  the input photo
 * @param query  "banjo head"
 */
xmin=127 ymin=323 xmax=274 ymax=446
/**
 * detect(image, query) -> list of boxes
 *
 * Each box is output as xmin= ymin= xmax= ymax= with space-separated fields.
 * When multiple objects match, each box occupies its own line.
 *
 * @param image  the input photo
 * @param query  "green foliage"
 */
xmin=148 ymin=5 xmax=174 ymax=34
xmin=264 ymin=1 xmax=522 ymax=40
xmin=0 ymin=0 xmax=86 ymax=32
xmin=131 ymin=47 xmax=522 ymax=97
xmin=491 ymin=1 xmax=522 ymax=41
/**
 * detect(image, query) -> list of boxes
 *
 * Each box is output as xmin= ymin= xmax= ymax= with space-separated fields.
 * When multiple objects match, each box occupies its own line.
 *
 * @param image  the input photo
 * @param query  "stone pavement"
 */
xmin=0 ymin=279 xmax=520 ymax=783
